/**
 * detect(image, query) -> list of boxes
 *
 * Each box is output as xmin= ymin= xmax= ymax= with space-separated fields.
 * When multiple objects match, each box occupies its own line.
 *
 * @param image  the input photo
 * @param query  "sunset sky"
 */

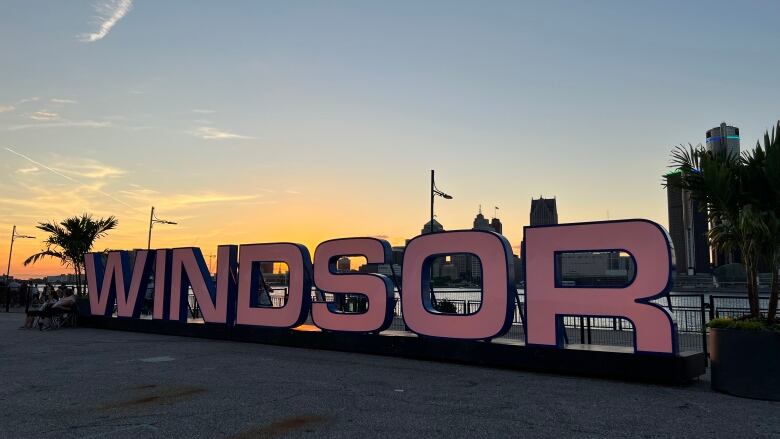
xmin=2 ymin=1 xmax=779 ymax=278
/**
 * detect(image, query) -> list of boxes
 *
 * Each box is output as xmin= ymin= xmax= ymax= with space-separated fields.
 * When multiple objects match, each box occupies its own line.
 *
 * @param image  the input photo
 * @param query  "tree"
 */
xmin=667 ymin=121 xmax=780 ymax=322
xmin=23 ymin=214 xmax=118 ymax=296
xmin=742 ymin=122 xmax=780 ymax=321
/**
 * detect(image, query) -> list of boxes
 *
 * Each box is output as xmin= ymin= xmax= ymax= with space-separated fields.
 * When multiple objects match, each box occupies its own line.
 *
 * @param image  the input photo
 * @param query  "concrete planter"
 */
xmin=710 ymin=328 xmax=780 ymax=400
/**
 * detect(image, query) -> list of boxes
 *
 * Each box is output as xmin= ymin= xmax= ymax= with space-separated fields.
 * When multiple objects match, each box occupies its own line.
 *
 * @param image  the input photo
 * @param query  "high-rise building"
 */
xmin=472 ymin=206 xmax=494 ymax=231
xmin=490 ymin=217 xmax=503 ymax=234
xmin=666 ymin=171 xmax=710 ymax=274
xmin=706 ymin=123 xmax=740 ymax=158
xmin=530 ymin=197 xmax=558 ymax=226
xmin=706 ymin=122 xmax=741 ymax=267
xmin=664 ymin=123 xmax=741 ymax=273
xmin=336 ymin=256 xmax=351 ymax=272
xmin=452 ymin=253 xmax=471 ymax=279
xmin=705 ymin=123 xmax=741 ymax=266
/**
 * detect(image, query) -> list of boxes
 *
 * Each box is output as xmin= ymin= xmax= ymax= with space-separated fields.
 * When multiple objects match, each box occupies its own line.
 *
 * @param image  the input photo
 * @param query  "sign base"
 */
xmin=80 ymin=316 xmax=705 ymax=384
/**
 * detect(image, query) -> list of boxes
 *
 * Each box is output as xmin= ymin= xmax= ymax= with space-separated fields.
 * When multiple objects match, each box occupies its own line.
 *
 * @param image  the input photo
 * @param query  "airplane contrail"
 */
xmin=4 ymin=147 xmax=143 ymax=211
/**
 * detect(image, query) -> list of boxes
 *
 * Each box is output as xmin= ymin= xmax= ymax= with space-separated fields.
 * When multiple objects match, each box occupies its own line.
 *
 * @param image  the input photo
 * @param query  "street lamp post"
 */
xmin=4 ymin=225 xmax=36 ymax=312
xmin=429 ymin=170 xmax=453 ymax=310
xmin=147 ymin=206 xmax=178 ymax=250
xmin=430 ymin=169 xmax=453 ymax=234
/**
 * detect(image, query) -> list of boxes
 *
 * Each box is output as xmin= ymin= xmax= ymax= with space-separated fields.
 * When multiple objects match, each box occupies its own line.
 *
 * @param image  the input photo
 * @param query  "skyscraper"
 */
xmin=472 ymin=206 xmax=494 ymax=231
xmin=664 ymin=122 xmax=740 ymax=274
xmin=336 ymin=256 xmax=351 ymax=272
xmin=705 ymin=122 xmax=741 ymax=267
xmin=665 ymin=170 xmax=710 ymax=274
xmin=490 ymin=217 xmax=503 ymax=234
xmin=706 ymin=123 xmax=740 ymax=158
xmin=530 ymin=197 xmax=558 ymax=226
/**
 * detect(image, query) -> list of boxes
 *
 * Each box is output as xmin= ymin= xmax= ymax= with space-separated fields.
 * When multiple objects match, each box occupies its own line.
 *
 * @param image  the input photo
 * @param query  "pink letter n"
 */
xmin=524 ymin=220 xmax=677 ymax=354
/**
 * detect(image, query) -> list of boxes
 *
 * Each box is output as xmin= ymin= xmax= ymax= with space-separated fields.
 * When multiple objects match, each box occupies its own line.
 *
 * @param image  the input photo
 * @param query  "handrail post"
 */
xmin=700 ymin=293 xmax=708 ymax=366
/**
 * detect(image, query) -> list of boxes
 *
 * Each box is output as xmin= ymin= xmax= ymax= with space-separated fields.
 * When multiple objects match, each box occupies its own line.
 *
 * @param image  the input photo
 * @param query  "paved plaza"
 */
xmin=1 ymin=312 xmax=778 ymax=438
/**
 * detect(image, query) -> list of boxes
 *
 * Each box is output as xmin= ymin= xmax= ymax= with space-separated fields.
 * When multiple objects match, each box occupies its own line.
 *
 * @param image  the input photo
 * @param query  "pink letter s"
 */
xmin=311 ymin=238 xmax=395 ymax=333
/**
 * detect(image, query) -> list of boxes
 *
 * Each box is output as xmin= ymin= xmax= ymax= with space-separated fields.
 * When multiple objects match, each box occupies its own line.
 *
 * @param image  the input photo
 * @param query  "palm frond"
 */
xmin=23 ymin=249 xmax=66 ymax=266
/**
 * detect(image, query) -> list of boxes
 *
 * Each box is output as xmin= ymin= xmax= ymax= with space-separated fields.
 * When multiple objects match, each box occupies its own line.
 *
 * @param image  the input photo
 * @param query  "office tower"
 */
xmin=472 ymin=206 xmax=494 ymax=231
xmin=490 ymin=217 xmax=503 ymax=234
xmin=530 ymin=197 xmax=558 ymax=226
xmin=706 ymin=123 xmax=740 ymax=158
xmin=336 ymin=256 xmax=351 ymax=272
xmin=452 ymin=253 xmax=471 ymax=279
xmin=706 ymin=122 xmax=741 ymax=267
xmin=666 ymin=171 xmax=710 ymax=274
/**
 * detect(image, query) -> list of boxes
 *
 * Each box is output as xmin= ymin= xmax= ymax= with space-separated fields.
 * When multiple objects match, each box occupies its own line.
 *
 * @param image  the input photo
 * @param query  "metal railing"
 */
xmin=710 ymin=294 xmax=772 ymax=320
xmin=73 ymin=282 xmax=780 ymax=358
xmin=318 ymin=290 xmax=708 ymax=355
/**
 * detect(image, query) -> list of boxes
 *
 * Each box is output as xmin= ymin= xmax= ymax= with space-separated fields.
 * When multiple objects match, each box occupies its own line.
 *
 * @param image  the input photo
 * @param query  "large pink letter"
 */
xmin=311 ymin=238 xmax=394 ymax=333
xmin=85 ymin=250 xmax=154 ymax=318
xmin=402 ymin=230 xmax=515 ymax=340
xmin=235 ymin=243 xmax=312 ymax=328
xmin=524 ymin=220 xmax=677 ymax=354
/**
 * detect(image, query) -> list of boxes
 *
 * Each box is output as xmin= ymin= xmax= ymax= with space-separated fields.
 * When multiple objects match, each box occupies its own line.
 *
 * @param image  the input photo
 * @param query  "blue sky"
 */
xmin=1 ymin=1 xmax=779 ymax=276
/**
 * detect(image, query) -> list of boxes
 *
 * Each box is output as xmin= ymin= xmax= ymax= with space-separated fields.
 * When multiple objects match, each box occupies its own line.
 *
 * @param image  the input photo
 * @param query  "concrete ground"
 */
xmin=0 ymin=313 xmax=778 ymax=438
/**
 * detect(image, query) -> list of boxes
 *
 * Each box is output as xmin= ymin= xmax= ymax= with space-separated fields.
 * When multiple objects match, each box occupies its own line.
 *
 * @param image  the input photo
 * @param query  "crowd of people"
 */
xmin=19 ymin=284 xmax=77 ymax=330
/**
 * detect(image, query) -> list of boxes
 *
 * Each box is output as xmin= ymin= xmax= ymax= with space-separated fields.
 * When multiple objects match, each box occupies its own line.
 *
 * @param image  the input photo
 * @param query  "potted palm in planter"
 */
xmin=667 ymin=122 xmax=780 ymax=400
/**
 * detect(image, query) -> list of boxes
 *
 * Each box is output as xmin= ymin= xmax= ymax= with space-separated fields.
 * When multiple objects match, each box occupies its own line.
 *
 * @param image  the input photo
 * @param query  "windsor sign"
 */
xmin=82 ymin=220 xmax=704 ymax=383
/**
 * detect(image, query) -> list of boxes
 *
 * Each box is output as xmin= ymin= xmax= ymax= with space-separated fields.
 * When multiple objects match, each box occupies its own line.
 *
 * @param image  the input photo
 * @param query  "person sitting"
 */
xmin=21 ymin=291 xmax=58 ymax=329
xmin=36 ymin=289 xmax=77 ymax=330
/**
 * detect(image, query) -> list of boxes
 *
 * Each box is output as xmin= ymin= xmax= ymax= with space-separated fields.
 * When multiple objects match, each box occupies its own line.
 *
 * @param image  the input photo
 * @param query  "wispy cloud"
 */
xmin=79 ymin=0 xmax=134 ymax=43
xmin=2 ymin=119 xmax=110 ymax=131
xmin=0 ymin=105 xmax=14 ymax=113
xmin=3 ymin=148 xmax=140 ymax=211
xmin=29 ymin=110 xmax=59 ymax=121
xmin=117 ymin=186 xmax=259 ymax=209
xmin=192 ymin=109 xmax=216 ymax=114
xmin=16 ymin=97 xmax=39 ymax=105
xmin=194 ymin=127 xmax=254 ymax=140
xmin=50 ymin=98 xmax=78 ymax=104
xmin=54 ymin=160 xmax=126 ymax=179
xmin=17 ymin=166 xmax=40 ymax=174
xmin=284 ymin=190 xmax=301 ymax=195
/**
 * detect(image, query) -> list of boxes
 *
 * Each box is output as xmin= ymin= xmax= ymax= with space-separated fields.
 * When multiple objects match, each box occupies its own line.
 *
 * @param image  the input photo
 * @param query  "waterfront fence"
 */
xmin=54 ymin=283 xmax=774 ymax=357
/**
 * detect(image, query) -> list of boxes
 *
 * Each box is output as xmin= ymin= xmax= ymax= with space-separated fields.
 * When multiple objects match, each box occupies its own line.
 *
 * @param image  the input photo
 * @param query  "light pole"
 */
xmin=430 ymin=169 xmax=453 ymax=234
xmin=147 ymin=206 xmax=177 ymax=250
xmin=429 ymin=170 xmax=453 ymax=310
xmin=5 ymin=225 xmax=36 ymax=312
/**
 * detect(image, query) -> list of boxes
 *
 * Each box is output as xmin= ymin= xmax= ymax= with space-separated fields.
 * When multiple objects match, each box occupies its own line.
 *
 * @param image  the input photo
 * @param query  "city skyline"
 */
xmin=2 ymin=1 xmax=779 ymax=277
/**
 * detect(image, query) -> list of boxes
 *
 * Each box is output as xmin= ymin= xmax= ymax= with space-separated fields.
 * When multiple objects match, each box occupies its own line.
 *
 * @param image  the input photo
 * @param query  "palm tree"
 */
xmin=742 ymin=122 xmax=780 ymax=321
xmin=667 ymin=121 xmax=780 ymax=322
xmin=23 ymin=214 xmax=118 ymax=296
